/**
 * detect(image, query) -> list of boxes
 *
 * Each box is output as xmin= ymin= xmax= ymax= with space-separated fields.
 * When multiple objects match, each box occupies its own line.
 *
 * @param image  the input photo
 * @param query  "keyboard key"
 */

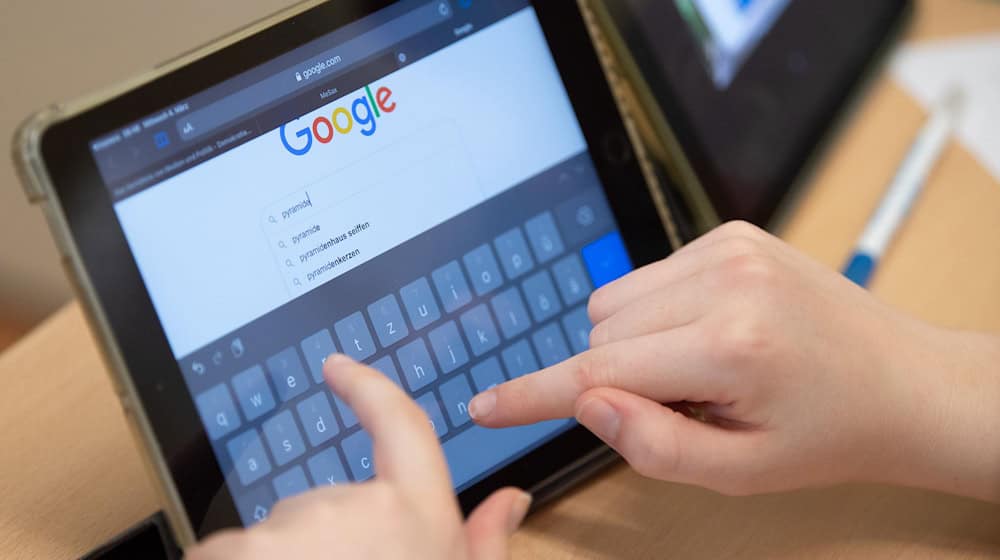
xmin=230 ymin=365 xmax=276 ymax=422
xmin=233 ymin=482 xmax=275 ymax=525
xmin=399 ymin=277 xmax=442 ymax=330
xmin=370 ymin=355 xmax=404 ymax=387
xmin=501 ymin=339 xmax=539 ymax=379
xmin=562 ymin=306 xmax=593 ymax=355
xmin=306 ymin=447 xmax=350 ymax=487
xmin=415 ymin=392 xmax=449 ymax=437
xmin=522 ymin=270 xmax=562 ymax=323
xmin=524 ymin=211 xmax=566 ymax=263
xmin=427 ymin=321 xmax=470 ymax=374
xmin=334 ymin=311 xmax=377 ymax=361
xmin=396 ymin=338 xmax=439 ymax=391
xmin=266 ymin=347 xmax=310 ymax=402
xmin=296 ymin=392 xmax=340 ymax=447
xmin=262 ymin=410 xmax=306 ymax=466
xmin=439 ymin=374 xmax=475 ymax=427
xmin=300 ymin=329 xmax=337 ymax=384
xmin=331 ymin=393 xmax=358 ymax=428
xmin=493 ymin=227 xmax=535 ymax=279
xmin=532 ymin=323 xmax=572 ymax=367
xmin=555 ymin=189 xmax=614 ymax=247
xmin=581 ymin=231 xmax=634 ymax=289
xmin=470 ymin=357 xmax=508 ymax=392
xmin=366 ymin=294 xmax=409 ymax=348
xmin=195 ymin=383 xmax=241 ymax=440
xmin=463 ymin=244 xmax=503 ymax=295
xmin=460 ymin=304 xmax=501 ymax=356
xmin=490 ymin=287 xmax=531 ymax=339
xmin=342 ymin=430 xmax=375 ymax=481
xmin=432 ymin=260 xmax=473 ymax=313
xmin=551 ymin=254 xmax=592 ymax=306
xmin=273 ymin=466 xmax=310 ymax=500
xmin=226 ymin=428 xmax=271 ymax=486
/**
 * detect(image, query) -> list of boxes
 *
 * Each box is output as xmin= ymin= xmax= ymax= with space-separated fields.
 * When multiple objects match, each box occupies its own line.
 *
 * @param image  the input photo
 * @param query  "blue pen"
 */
xmin=843 ymin=89 xmax=963 ymax=287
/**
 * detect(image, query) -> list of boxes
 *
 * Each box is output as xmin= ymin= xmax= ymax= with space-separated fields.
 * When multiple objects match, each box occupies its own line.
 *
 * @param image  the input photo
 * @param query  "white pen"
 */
xmin=843 ymin=88 xmax=964 ymax=287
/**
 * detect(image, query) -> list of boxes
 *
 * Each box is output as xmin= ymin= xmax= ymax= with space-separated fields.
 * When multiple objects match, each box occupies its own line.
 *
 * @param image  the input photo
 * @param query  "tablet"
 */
xmin=596 ymin=0 xmax=912 ymax=226
xmin=13 ymin=0 xmax=672 ymax=546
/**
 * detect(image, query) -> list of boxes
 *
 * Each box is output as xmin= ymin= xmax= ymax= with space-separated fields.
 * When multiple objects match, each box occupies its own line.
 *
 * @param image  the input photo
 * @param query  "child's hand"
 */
xmin=471 ymin=221 xmax=1000 ymax=501
xmin=189 ymin=355 xmax=530 ymax=560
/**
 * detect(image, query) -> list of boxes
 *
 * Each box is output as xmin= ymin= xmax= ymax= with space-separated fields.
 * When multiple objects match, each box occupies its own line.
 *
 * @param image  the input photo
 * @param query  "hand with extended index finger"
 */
xmin=188 ymin=354 xmax=531 ymax=560
xmin=469 ymin=221 xmax=1000 ymax=503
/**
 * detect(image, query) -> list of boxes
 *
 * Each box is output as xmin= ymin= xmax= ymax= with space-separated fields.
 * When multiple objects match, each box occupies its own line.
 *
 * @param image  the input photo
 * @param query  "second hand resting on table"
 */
xmin=190 ymin=221 xmax=1000 ymax=558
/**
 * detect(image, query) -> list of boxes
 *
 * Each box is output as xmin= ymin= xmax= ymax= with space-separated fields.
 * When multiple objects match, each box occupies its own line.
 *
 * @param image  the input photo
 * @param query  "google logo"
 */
xmin=280 ymin=84 xmax=396 ymax=156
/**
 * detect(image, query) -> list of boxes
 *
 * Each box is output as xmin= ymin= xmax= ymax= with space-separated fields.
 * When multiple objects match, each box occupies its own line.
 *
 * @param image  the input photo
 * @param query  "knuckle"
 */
xmin=714 ymin=253 xmax=778 ymax=290
xmin=713 ymin=314 xmax=776 ymax=369
xmin=573 ymin=349 xmax=612 ymax=389
xmin=717 ymin=220 xmax=765 ymax=240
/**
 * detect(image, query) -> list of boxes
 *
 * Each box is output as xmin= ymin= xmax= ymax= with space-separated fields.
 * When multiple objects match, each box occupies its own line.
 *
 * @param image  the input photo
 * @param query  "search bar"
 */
xmin=176 ymin=0 xmax=454 ymax=141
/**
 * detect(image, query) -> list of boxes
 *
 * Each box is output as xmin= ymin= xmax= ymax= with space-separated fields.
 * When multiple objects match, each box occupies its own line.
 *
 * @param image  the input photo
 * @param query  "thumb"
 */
xmin=464 ymin=487 xmax=532 ymax=560
xmin=574 ymin=387 xmax=761 ymax=494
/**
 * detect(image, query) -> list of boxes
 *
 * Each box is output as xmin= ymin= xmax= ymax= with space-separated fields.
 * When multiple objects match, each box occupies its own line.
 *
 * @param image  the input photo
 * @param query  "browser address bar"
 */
xmin=176 ymin=0 xmax=454 ymax=141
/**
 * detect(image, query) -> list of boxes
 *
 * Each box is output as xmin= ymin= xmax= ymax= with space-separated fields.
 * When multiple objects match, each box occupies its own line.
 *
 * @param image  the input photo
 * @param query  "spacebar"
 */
xmin=443 ymin=419 xmax=572 ymax=489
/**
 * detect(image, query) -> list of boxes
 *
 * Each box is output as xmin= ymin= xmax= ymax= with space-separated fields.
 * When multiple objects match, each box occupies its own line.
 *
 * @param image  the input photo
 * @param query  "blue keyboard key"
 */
xmin=334 ymin=311 xmax=377 ymax=361
xmin=341 ymin=430 xmax=375 ymax=481
xmin=295 ymin=391 xmax=340 ymax=447
xmin=551 ymin=254 xmax=592 ymax=306
xmin=490 ymin=287 xmax=532 ymax=339
xmin=415 ymin=392 xmax=449 ymax=437
xmin=521 ymin=270 xmax=562 ymax=322
xmin=460 ymin=304 xmax=501 ymax=356
xmin=532 ymin=323 xmax=572 ymax=367
xmin=366 ymin=294 xmax=409 ymax=348
xmin=439 ymin=374 xmax=475 ymax=427
xmin=524 ymin=211 xmax=566 ymax=263
xmin=306 ymin=447 xmax=350 ymax=487
xmin=493 ymin=227 xmax=535 ymax=279
xmin=233 ymin=483 xmax=275 ymax=525
xmin=230 ymin=365 xmax=276 ymax=422
xmin=370 ymin=355 xmax=404 ymax=387
xmin=470 ymin=357 xmax=508 ymax=392
xmin=226 ymin=428 xmax=271 ymax=486
xmin=432 ymin=260 xmax=473 ymax=313
xmin=300 ymin=329 xmax=337 ymax=384
xmin=262 ymin=410 xmax=306 ymax=466
xmin=427 ymin=321 xmax=470 ymax=374
xmin=396 ymin=338 xmax=438 ymax=391
xmin=266 ymin=347 xmax=310 ymax=402
xmin=463 ymin=244 xmax=503 ymax=295
xmin=501 ymin=339 xmax=539 ymax=378
xmin=195 ymin=383 xmax=241 ymax=440
xmin=399 ymin=277 xmax=442 ymax=330
xmin=273 ymin=466 xmax=310 ymax=500
xmin=331 ymin=393 xmax=358 ymax=428
xmin=581 ymin=231 xmax=634 ymax=288
xmin=562 ymin=306 xmax=593 ymax=354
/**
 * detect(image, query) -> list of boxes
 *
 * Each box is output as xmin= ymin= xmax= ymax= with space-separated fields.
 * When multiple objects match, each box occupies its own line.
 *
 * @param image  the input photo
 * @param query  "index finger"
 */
xmin=322 ymin=354 xmax=452 ymax=497
xmin=469 ymin=326 xmax=715 ymax=428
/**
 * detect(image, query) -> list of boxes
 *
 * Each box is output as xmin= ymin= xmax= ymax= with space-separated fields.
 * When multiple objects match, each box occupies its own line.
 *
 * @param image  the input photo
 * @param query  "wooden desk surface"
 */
xmin=3 ymin=0 xmax=1000 ymax=558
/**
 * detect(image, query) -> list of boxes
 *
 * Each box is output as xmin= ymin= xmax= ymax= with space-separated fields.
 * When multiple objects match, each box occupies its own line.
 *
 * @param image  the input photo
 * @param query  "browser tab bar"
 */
xmin=176 ymin=0 xmax=453 ymax=142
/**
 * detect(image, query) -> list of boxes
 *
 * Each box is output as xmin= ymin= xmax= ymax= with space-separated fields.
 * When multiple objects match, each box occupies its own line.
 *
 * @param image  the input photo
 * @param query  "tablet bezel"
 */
xmin=31 ymin=0 xmax=672 ymax=541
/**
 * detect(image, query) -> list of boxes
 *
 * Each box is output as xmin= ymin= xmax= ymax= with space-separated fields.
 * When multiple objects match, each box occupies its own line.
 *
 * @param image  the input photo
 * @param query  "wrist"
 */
xmin=868 ymin=326 xmax=1000 ymax=502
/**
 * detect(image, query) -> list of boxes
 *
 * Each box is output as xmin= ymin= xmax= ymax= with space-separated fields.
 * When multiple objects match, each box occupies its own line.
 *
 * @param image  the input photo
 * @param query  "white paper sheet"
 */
xmin=891 ymin=34 xmax=1000 ymax=183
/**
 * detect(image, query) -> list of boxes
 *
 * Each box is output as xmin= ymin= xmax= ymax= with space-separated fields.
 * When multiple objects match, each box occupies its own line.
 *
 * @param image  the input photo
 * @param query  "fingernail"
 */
xmin=469 ymin=391 xmax=496 ymax=420
xmin=576 ymin=397 xmax=621 ymax=443
xmin=507 ymin=491 xmax=533 ymax=533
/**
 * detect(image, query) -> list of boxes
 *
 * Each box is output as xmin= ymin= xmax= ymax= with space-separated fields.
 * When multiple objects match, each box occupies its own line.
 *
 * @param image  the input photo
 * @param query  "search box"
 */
xmin=177 ymin=0 xmax=453 ymax=141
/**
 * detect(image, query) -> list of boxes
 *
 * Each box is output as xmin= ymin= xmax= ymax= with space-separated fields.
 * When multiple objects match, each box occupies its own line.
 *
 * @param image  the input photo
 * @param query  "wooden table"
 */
xmin=3 ymin=0 xmax=1000 ymax=557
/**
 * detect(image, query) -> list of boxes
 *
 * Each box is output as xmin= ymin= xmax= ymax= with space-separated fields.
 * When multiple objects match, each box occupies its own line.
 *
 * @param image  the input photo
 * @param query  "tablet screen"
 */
xmin=88 ymin=0 xmax=633 ymax=525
